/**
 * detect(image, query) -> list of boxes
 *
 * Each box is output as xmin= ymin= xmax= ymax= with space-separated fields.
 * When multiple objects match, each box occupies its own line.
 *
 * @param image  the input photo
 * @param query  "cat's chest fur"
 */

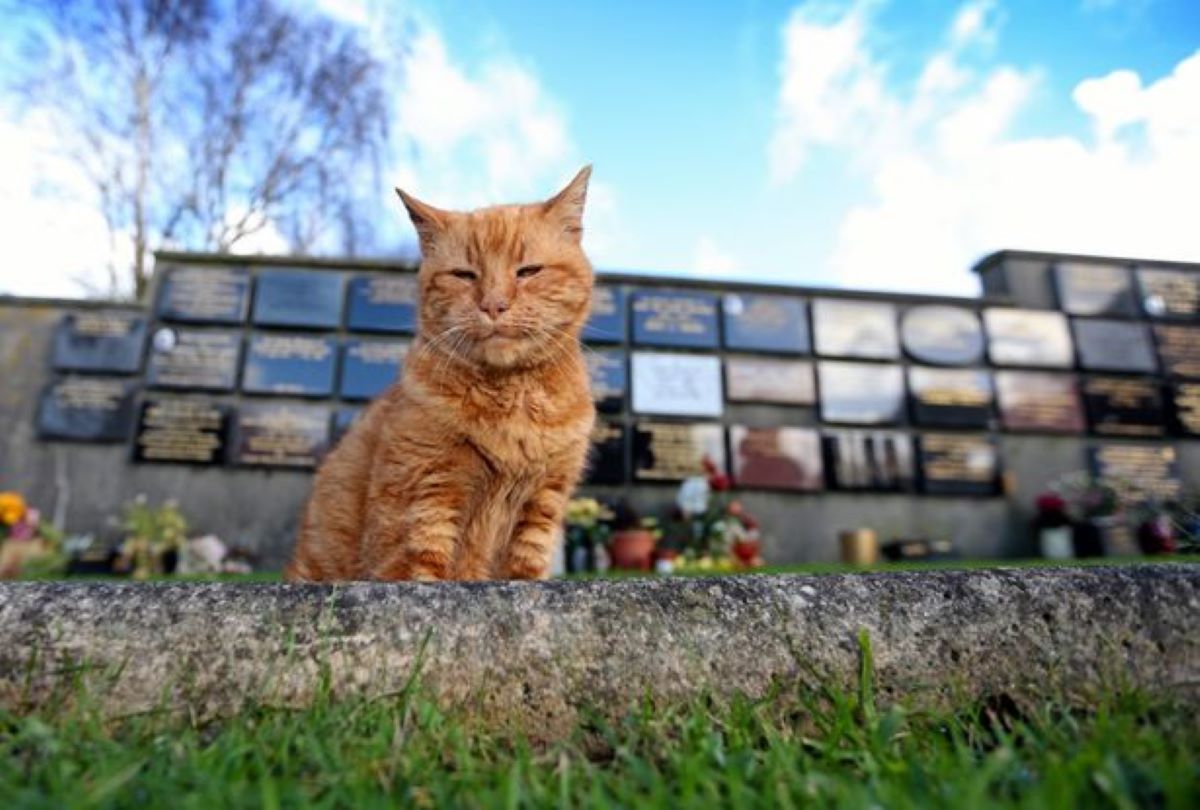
xmin=457 ymin=385 xmax=590 ymax=473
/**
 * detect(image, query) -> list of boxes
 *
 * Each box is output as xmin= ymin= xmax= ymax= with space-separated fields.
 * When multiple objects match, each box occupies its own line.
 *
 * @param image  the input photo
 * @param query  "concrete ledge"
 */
xmin=2 ymin=566 xmax=1198 ymax=737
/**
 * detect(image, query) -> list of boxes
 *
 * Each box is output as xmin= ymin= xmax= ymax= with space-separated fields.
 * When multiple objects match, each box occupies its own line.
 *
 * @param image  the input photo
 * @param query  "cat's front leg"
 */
xmin=503 ymin=473 xmax=573 ymax=580
xmin=366 ymin=465 xmax=468 ymax=581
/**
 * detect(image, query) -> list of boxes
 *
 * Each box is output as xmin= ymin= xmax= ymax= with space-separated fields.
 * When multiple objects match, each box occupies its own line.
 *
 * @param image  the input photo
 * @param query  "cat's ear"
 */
xmin=395 ymin=188 xmax=449 ymax=252
xmin=541 ymin=165 xmax=591 ymax=241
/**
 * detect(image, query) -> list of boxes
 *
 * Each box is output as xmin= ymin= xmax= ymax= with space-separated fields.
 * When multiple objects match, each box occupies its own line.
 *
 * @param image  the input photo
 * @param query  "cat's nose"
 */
xmin=479 ymin=296 xmax=510 ymax=319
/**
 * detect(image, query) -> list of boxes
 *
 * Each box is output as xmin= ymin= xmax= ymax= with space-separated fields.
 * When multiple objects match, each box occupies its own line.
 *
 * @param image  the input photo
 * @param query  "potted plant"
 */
xmin=562 ymin=497 xmax=614 ymax=573
xmin=1053 ymin=473 xmax=1132 ymax=558
xmin=608 ymin=499 xmax=658 ymax=571
xmin=0 ymin=492 xmax=65 ymax=579
xmin=119 ymin=495 xmax=188 ymax=579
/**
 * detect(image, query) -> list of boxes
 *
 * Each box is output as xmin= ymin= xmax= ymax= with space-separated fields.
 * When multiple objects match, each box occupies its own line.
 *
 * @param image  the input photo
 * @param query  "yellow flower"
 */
xmin=0 ymin=492 xmax=26 ymax=526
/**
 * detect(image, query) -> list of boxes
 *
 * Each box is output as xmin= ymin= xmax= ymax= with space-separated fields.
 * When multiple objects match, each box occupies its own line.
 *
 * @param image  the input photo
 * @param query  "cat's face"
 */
xmin=397 ymin=168 xmax=594 ymax=371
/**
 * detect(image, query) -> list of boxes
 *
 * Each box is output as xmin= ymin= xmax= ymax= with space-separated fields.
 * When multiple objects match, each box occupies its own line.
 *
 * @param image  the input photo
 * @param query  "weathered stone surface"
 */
xmin=1 ymin=566 xmax=1197 ymax=738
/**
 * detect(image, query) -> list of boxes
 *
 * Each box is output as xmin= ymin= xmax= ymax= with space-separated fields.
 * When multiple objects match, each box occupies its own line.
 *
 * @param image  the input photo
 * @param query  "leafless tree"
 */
xmin=11 ymin=0 xmax=393 ymax=299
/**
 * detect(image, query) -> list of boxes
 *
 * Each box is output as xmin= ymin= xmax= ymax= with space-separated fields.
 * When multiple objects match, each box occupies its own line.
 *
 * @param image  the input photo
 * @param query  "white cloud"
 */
xmin=770 ymin=0 xmax=1200 ymax=294
xmin=691 ymin=235 xmax=741 ymax=277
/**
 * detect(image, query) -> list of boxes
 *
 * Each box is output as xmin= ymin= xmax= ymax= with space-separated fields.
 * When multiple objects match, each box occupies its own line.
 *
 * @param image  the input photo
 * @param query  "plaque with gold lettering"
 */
xmin=583 ymin=285 xmax=626 ymax=343
xmin=52 ymin=311 xmax=146 ymax=373
xmin=907 ymin=367 xmax=993 ymax=429
xmin=722 ymin=294 xmax=809 ymax=354
xmin=1137 ymin=267 xmax=1200 ymax=320
xmin=1054 ymin=262 xmax=1137 ymax=316
xmin=587 ymin=350 xmax=626 ymax=414
xmin=252 ymin=270 xmax=344 ymax=329
xmin=1080 ymin=377 xmax=1165 ymax=438
xmin=724 ymin=357 xmax=815 ymax=405
xmin=156 ymin=265 xmax=251 ymax=324
xmin=586 ymin=420 xmax=627 ymax=484
xmin=146 ymin=328 xmax=241 ymax=391
xmin=242 ymin=334 xmax=337 ymax=397
xmin=1154 ymin=325 xmax=1200 ymax=378
xmin=632 ymin=422 xmax=726 ymax=482
xmin=630 ymin=352 xmax=723 ymax=417
xmin=1089 ymin=444 xmax=1181 ymax=503
xmin=900 ymin=306 xmax=984 ymax=366
xmin=729 ymin=426 xmax=823 ymax=491
xmin=1168 ymin=382 xmax=1200 ymax=436
xmin=917 ymin=434 xmax=999 ymax=496
xmin=37 ymin=377 xmax=138 ymax=442
xmin=630 ymin=291 xmax=719 ymax=348
xmin=994 ymin=371 xmax=1085 ymax=433
xmin=133 ymin=398 xmax=231 ymax=464
xmin=818 ymin=362 xmax=905 ymax=425
xmin=339 ymin=339 xmax=408 ymax=401
xmin=812 ymin=299 xmax=899 ymax=359
xmin=234 ymin=402 xmax=331 ymax=468
xmin=984 ymin=309 xmax=1074 ymax=368
xmin=345 ymin=274 xmax=418 ymax=333
xmin=823 ymin=430 xmax=914 ymax=492
xmin=1072 ymin=319 xmax=1157 ymax=373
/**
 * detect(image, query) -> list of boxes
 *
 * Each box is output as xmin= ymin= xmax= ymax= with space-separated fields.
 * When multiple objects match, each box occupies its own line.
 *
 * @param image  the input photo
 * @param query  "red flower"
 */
xmin=709 ymin=474 xmax=731 ymax=492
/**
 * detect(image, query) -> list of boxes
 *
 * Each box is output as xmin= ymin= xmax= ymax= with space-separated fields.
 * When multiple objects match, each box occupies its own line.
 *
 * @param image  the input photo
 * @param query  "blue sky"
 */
xmin=2 ymin=0 xmax=1198 ymax=297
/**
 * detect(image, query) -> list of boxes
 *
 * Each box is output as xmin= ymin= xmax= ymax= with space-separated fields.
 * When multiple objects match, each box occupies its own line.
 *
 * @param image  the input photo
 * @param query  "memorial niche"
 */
xmin=822 ymin=430 xmax=914 ymax=492
xmin=145 ymin=328 xmax=241 ymax=391
xmin=1168 ymin=382 xmax=1200 ymax=435
xmin=1080 ymin=377 xmax=1166 ymax=438
xmin=917 ymin=434 xmax=1000 ymax=496
xmin=1137 ymin=267 xmax=1200 ymax=320
xmin=729 ymin=426 xmax=823 ymax=491
xmin=1089 ymin=443 xmax=1181 ymax=503
xmin=582 ymin=285 xmax=626 ymax=343
xmin=156 ymin=265 xmax=251 ymax=324
xmin=242 ymin=334 xmax=337 ymax=397
xmin=899 ymin=306 xmax=984 ymax=366
xmin=994 ymin=371 xmax=1086 ymax=433
xmin=630 ymin=352 xmax=723 ymax=417
xmin=630 ymin=291 xmax=719 ymax=348
xmin=724 ymin=357 xmax=815 ymax=405
xmin=52 ymin=311 xmax=146 ymax=373
xmin=586 ymin=350 xmax=626 ymax=414
xmin=983 ymin=308 xmax=1074 ymax=368
xmin=37 ymin=377 xmax=138 ymax=442
xmin=721 ymin=293 xmax=809 ymax=354
xmin=817 ymin=362 xmax=905 ymax=425
xmin=339 ymin=339 xmax=408 ymax=401
xmin=1071 ymin=319 xmax=1157 ymax=373
xmin=234 ymin=402 xmax=331 ymax=468
xmin=632 ymin=421 xmax=727 ymax=482
xmin=133 ymin=398 xmax=230 ymax=465
xmin=1053 ymin=262 xmax=1137 ymax=316
xmin=345 ymin=274 xmax=418 ymax=333
xmin=585 ymin=421 xmax=627 ymax=485
xmin=1153 ymin=325 xmax=1200 ymax=378
xmin=812 ymin=299 xmax=899 ymax=360
xmin=907 ymin=367 xmax=993 ymax=429
xmin=251 ymin=270 xmax=344 ymax=329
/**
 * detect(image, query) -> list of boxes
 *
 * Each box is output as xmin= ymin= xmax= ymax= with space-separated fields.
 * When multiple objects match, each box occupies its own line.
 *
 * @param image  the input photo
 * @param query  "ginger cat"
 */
xmin=286 ymin=167 xmax=596 ymax=581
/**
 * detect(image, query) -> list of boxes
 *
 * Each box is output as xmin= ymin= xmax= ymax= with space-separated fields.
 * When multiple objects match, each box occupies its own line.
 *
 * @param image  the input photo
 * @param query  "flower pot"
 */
xmin=609 ymin=529 xmax=656 ymax=571
xmin=732 ymin=538 xmax=760 ymax=567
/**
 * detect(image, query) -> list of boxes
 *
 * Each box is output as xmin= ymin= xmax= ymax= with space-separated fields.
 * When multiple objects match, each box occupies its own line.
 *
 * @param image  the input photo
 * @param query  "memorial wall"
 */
xmin=3 ymin=249 xmax=1199 ymax=567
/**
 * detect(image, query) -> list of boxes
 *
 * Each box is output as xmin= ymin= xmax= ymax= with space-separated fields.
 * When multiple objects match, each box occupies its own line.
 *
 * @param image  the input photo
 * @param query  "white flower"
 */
xmin=677 ymin=476 xmax=711 ymax=517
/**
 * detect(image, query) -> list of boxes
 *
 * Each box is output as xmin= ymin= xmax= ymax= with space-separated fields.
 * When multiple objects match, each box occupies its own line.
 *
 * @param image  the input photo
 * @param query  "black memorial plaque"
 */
xmin=1072 ymin=319 xmax=1157 ymax=373
xmin=812 ymin=299 xmax=899 ymax=360
xmin=822 ymin=430 xmax=914 ymax=492
xmin=818 ymin=362 xmax=905 ymax=425
xmin=983 ymin=308 xmax=1073 ymax=368
xmin=724 ymin=357 xmax=815 ymax=405
xmin=729 ymin=426 xmax=823 ymax=491
xmin=1153 ymin=325 xmax=1200 ymax=378
xmin=994 ymin=371 xmax=1085 ymax=433
xmin=585 ymin=421 xmax=628 ymax=485
xmin=331 ymin=407 xmax=364 ymax=446
xmin=586 ymin=350 xmax=626 ymax=414
xmin=242 ymin=334 xmax=337 ymax=397
xmin=156 ymin=265 xmax=250 ymax=324
xmin=1081 ymin=377 xmax=1165 ymax=438
xmin=630 ymin=352 xmax=723 ymax=417
xmin=722 ymin=293 xmax=809 ymax=354
xmin=146 ymin=328 xmax=241 ymax=391
xmin=339 ymin=339 xmax=407 ymax=401
xmin=917 ymin=434 xmax=1000 ymax=496
xmin=37 ymin=377 xmax=137 ymax=442
xmin=1089 ymin=444 xmax=1181 ymax=503
xmin=133 ymin=398 xmax=230 ymax=465
xmin=252 ymin=270 xmax=344 ymax=329
xmin=632 ymin=421 xmax=727 ymax=482
xmin=900 ymin=306 xmax=984 ymax=366
xmin=1138 ymin=268 xmax=1200 ymax=320
xmin=1169 ymin=382 xmax=1200 ymax=436
xmin=345 ymin=274 xmax=418 ymax=333
xmin=583 ymin=285 xmax=627 ymax=343
xmin=52 ymin=311 xmax=146 ymax=373
xmin=1054 ymin=262 xmax=1137 ymax=316
xmin=907 ymin=367 xmax=993 ymax=429
xmin=630 ymin=291 xmax=719 ymax=349
xmin=234 ymin=402 xmax=331 ymax=468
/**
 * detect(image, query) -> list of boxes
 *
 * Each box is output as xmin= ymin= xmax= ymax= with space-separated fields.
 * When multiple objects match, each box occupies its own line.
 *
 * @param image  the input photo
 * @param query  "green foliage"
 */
xmin=120 ymin=496 xmax=188 ymax=554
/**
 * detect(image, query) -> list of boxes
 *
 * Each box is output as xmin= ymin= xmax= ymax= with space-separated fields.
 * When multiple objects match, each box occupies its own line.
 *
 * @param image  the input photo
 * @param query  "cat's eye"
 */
xmin=449 ymin=268 xmax=478 ymax=281
xmin=517 ymin=264 xmax=544 ymax=279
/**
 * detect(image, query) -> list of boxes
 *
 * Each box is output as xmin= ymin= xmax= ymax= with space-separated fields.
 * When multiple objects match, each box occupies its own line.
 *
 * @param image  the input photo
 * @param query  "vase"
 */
xmin=609 ymin=529 xmax=656 ymax=571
